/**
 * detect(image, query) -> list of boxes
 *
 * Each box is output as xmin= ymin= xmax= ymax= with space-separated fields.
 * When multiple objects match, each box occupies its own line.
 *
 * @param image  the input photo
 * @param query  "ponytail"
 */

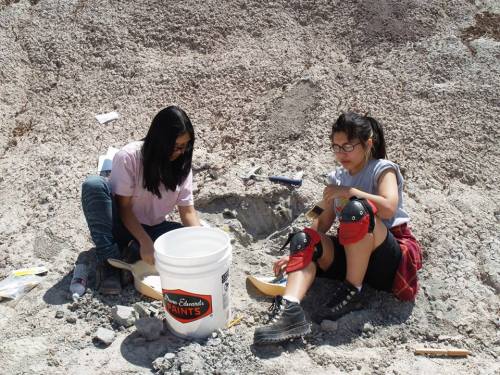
xmin=366 ymin=116 xmax=387 ymax=159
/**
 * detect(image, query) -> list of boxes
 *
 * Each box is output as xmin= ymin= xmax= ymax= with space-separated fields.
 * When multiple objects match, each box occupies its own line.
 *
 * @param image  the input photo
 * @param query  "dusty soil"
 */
xmin=0 ymin=0 xmax=499 ymax=374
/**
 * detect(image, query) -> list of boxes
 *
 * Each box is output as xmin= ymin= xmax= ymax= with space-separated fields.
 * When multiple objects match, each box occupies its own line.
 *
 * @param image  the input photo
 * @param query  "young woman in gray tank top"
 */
xmin=254 ymin=112 xmax=422 ymax=345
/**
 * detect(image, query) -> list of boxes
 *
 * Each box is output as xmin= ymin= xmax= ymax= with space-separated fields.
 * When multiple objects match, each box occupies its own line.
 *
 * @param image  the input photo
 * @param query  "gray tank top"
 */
xmin=327 ymin=159 xmax=410 ymax=228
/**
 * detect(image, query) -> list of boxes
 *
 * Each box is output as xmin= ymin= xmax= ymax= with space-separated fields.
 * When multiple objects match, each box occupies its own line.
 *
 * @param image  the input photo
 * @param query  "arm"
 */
xmin=178 ymin=205 xmax=201 ymax=227
xmin=311 ymin=199 xmax=336 ymax=234
xmin=115 ymin=194 xmax=155 ymax=265
xmin=323 ymin=169 xmax=399 ymax=220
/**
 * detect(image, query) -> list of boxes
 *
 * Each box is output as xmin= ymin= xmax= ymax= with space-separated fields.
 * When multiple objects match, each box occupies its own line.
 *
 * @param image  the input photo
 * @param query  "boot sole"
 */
xmin=312 ymin=302 xmax=363 ymax=323
xmin=254 ymin=322 xmax=311 ymax=345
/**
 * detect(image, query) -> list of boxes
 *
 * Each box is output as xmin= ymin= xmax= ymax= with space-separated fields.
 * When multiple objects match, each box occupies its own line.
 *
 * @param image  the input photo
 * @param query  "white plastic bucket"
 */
xmin=154 ymin=227 xmax=232 ymax=338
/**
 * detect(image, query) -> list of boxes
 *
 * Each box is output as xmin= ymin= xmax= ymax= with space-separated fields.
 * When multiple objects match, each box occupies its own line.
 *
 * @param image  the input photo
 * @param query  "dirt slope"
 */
xmin=0 ymin=0 xmax=499 ymax=374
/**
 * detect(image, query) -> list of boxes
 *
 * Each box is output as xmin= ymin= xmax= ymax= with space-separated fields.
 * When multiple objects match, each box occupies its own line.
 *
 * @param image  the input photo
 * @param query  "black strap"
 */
xmin=359 ymin=198 xmax=375 ymax=233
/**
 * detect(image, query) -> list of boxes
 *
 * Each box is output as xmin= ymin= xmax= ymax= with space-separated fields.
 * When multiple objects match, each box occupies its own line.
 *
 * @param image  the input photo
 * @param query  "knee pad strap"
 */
xmin=338 ymin=197 xmax=377 ymax=245
xmin=285 ymin=228 xmax=322 ymax=273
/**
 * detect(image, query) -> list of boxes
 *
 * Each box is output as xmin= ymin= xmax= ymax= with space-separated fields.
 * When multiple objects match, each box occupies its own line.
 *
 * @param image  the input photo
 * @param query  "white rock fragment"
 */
xmin=111 ymin=305 xmax=137 ymax=327
xmin=95 ymin=327 xmax=116 ymax=346
xmin=363 ymin=322 xmax=374 ymax=333
xmin=95 ymin=111 xmax=120 ymax=124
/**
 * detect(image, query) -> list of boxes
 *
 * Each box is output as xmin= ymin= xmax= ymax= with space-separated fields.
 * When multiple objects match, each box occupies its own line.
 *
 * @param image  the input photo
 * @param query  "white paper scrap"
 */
xmin=95 ymin=111 xmax=120 ymax=124
xmin=97 ymin=146 xmax=119 ymax=174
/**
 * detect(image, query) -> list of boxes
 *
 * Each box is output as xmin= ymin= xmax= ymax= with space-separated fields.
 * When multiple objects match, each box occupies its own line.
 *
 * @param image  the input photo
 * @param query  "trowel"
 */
xmin=107 ymin=258 xmax=162 ymax=300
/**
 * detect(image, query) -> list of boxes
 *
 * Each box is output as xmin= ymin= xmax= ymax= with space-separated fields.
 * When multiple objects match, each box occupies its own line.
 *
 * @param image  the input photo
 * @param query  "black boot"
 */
xmin=254 ymin=296 xmax=311 ymax=344
xmin=312 ymin=280 xmax=363 ymax=323
xmin=97 ymin=262 xmax=122 ymax=295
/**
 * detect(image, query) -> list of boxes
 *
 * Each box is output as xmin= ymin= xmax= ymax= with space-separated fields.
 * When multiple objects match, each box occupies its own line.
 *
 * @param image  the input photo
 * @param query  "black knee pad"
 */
xmin=338 ymin=197 xmax=377 ymax=245
xmin=284 ymin=228 xmax=322 ymax=273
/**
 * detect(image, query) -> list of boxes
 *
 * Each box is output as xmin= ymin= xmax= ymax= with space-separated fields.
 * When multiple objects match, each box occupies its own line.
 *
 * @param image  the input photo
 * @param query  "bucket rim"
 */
xmin=154 ymin=226 xmax=231 ymax=261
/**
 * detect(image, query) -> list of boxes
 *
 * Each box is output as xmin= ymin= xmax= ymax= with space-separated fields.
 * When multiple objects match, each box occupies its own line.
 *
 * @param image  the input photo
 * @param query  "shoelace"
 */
xmin=267 ymin=296 xmax=285 ymax=323
xmin=327 ymin=283 xmax=356 ymax=311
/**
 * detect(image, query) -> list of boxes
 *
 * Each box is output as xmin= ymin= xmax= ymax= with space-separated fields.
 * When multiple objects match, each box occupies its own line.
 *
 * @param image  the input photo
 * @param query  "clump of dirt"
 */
xmin=461 ymin=11 xmax=500 ymax=53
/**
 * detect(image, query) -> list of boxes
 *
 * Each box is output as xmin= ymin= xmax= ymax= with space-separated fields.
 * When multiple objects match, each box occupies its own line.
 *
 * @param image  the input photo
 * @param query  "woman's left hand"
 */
xmin=323 ymin=185 xmax=352 ymax=204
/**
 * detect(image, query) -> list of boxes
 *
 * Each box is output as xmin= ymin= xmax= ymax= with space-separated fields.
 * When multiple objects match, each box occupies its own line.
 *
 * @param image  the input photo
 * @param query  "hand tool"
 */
xmin=108 ymin=258 xmax=162 ymax=300
xmin=240 ymin=166 xmax=303 ymax=186
xmin=414 ymin=347 xmax=471 ymax=357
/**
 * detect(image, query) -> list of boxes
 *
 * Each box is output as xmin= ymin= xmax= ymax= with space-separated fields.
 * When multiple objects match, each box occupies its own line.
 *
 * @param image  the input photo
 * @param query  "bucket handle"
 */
xmin=107 ymin=258 xmax=133 ymax=271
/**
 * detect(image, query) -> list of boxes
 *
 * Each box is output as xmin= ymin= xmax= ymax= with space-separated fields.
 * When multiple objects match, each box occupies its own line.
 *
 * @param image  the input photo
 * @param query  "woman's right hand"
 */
xmin=273 ymin=256 xmax=289 ymax=276
xmin=140 ymin=240 xmax=155 ymax=265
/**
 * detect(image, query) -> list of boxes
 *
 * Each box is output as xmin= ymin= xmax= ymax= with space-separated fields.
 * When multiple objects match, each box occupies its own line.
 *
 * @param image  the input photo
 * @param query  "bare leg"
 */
xmin=344 ymin=216 xmax=387 ymax=287
xmin=283 ymin=232 xmax=335 ymax=301
xmin=254 ymin=233 xmax=336 ymax=344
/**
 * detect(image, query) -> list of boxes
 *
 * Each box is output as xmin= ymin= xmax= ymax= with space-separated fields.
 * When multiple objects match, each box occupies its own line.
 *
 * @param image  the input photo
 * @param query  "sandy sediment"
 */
xmin=0 ymin=0 xmax=499 ymax=374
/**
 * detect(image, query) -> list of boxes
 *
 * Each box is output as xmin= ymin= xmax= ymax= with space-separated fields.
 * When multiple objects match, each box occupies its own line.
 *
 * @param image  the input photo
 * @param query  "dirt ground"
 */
xmin=0 ymin=0 xmax=499 ymax=374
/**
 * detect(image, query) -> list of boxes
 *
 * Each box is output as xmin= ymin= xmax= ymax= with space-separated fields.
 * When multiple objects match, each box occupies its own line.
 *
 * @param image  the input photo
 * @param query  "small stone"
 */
xmin=363 ymin=322 xmax=374 ymax=333
xmin=95 ymin=327 xmax=116 ymax=346
xmin=222 ymin=209 xmax=237 ymax=219
xmin=164 ymin=352 xmax=176 ymax=361
xmin=320 ymin=320 xmax=338 ymax=332
xmin=209 ymin=338 xmax=222 ymax=346
xmin=135 ymin=317 xmax=163 ymax=341
xmin=132 ymin=302 xmax=150 ymax=318
xmin=55 ymin=311 xmax=64 ymax=319
xmin=152 ymin=357 xmax=173 ymax=372
xmin=150 ymin=300 xmax=163 ymax=312
xmin=66 ymin=316 xmax=77 ymax=324
xmin=216 ymin=328 xmax=225 ymax=338
xmin=111 ymin=305 xmax=137 ymax=327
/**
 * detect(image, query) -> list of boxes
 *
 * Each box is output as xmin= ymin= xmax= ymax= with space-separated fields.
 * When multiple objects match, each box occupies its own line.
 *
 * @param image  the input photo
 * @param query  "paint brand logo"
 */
xmin=162 ymin=289 xmax=212 ymax=323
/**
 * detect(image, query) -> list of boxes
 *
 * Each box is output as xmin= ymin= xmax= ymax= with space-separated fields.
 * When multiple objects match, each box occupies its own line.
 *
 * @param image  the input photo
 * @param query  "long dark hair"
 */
xmin=330 ymin=112 xmax=387 ymax=159
xmin=141 ymin=106 xmax=194 ymax=198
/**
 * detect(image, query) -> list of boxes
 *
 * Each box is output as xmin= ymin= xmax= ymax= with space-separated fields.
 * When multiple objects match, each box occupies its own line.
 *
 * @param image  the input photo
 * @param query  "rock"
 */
xmin=135 ymin=317 xmax=163 ymax=341
xmin=66 ymin=316 xmax=77 ymax=324
xmin=150 ymin=300 xmax=163 ymax=314
xmin=55 ymin=310 xmax=64 ymax=319
xmin=152 ymin=356 xmax=173 ymax=372
xmin=95 ymin=327 xmax=116 ymax=346
xmin=132 ymin=302 xmax=150 ymax=318
xmin=111 ymin=305 xmax=137 ymax=327
xmin=222 ymin=208 xmax=237 ymax=219
xmin=363 ymin=322 xmax=375 ymax=333
xmin=179 ymin=355 xmax=204 ymax=375
xmin=208 ymin=338 xmax=222 ymax=346
xmin=164 ymin=352 xmax=176 ymax=361
xmin=320 ymin=320 xmax=338 ymax=332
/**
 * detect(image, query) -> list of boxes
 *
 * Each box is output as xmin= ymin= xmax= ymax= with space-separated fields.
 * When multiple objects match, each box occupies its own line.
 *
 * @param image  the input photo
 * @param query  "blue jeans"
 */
xmin=81 ymin=176 xmax=183 ymax=265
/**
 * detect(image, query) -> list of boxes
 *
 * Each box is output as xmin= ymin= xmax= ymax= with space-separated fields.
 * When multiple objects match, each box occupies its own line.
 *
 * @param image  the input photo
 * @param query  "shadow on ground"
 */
xmin=43 ymin=249 xmax=96 ymax=305
xmin=248 ymin=277 xmax=414 ymax=358
xmin=120 ymin=330 xmax=190 ymax=368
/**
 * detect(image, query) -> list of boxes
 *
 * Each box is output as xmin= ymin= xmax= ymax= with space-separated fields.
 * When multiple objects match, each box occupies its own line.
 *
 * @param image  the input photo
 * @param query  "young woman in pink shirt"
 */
xmin=81 ymin=106 xmax=200 ymax=295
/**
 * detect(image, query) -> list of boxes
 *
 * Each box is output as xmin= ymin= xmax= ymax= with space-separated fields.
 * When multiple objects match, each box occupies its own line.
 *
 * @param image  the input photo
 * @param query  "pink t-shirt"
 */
xmin=110 ymin=141 xmax=194 ymax=226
